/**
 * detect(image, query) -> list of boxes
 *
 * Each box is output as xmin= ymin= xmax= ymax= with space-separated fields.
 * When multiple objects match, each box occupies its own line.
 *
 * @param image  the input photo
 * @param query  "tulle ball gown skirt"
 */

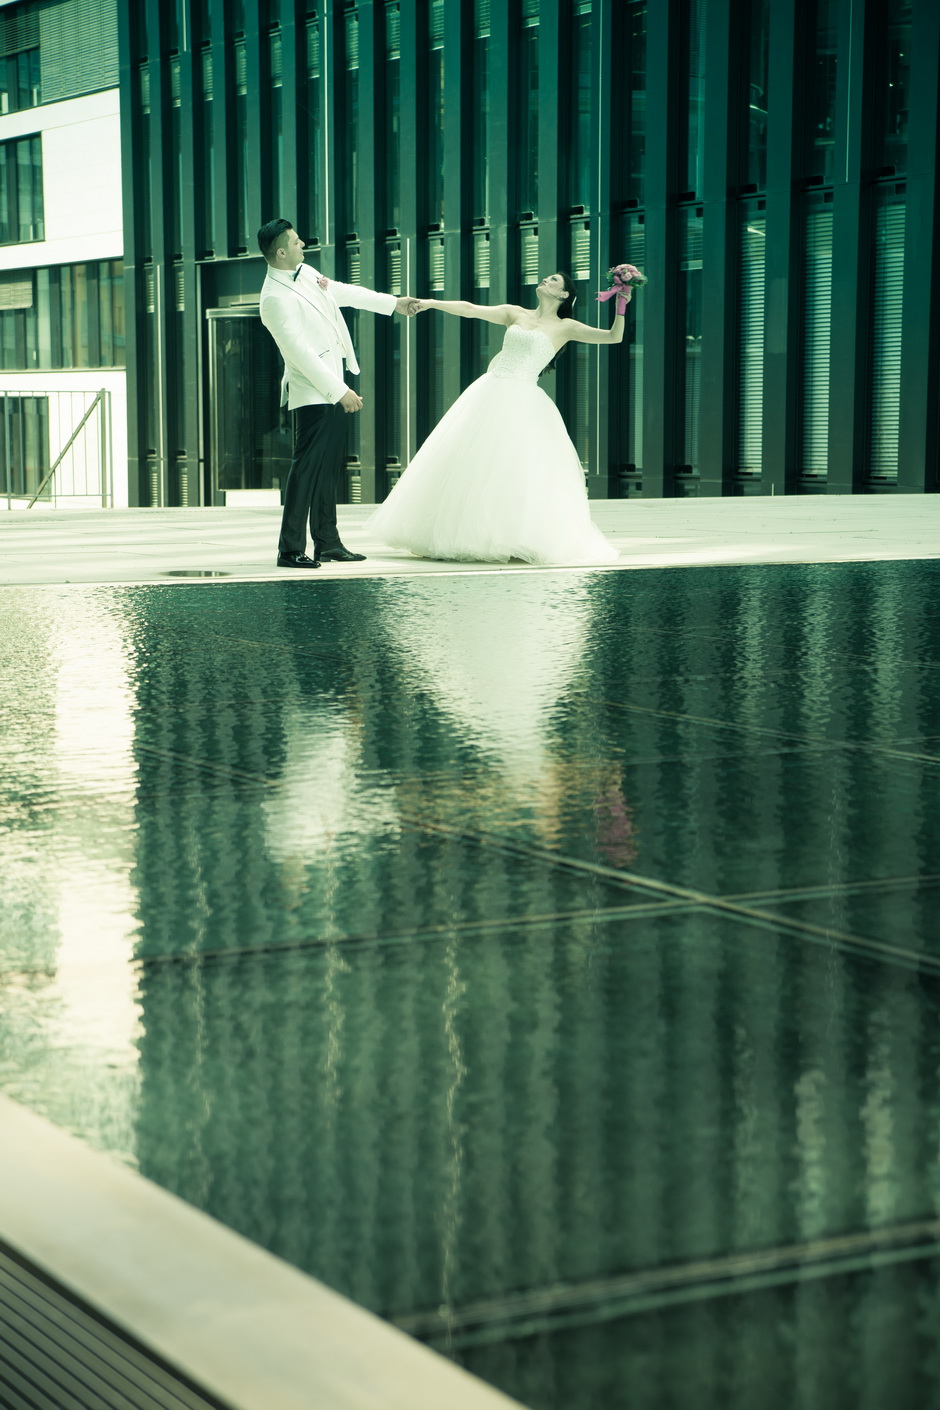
xmin=368 ymin=372 xmax=619 ymax=565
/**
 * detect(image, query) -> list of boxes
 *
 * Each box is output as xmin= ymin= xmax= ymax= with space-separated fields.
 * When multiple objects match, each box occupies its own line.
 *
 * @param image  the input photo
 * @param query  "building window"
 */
xmin=384 ymin=4 xmax=401 ymax=231
xmin=679 ymin=207 xmax=703 ymax=475
xmin=737 ymin=208 xmax=765 ymax=475
xmin=517 ymin=1 xmax=539 ymax=218
xmin=567 ymin=2 xmax=596 ymax=213
xmin=628 ymin=1 xmax=646 ymax=207
xmin=0 ymin=394 xmax=48 ymax=498
xmin=343 ymin=5 xmax=360 ymax=236
xmin=680 ymin=0 xmax=705 ymax=197
xmin=799 ymin=195 xmax=832 ymax=476
xmin=200 ymin=48 xmax=215 ymax=256
xmin=471 ymin=0 xmax=490 ymax=222
xmin=802 ymin=0 xmax=838 ymax=184
xmin=872 ymin=0 xmax=912 ymax=175
xmin=868 ymin=189 xmax=905 ymax=479
xmin=0 ymin=134 xmax=43 ymax=244
xmin=0 ymin=44 xmax=40 ymax=115
xmin=0 ymin=0 xmax=119 ymax=112
xmin=426 ymin=0 xmax=445 ymax=226
xmin=267 ymin=28 xmax=283 ymax=219
xmin=233 ymin=38 xmax=250 ymax=252
xmin=304 ymin=18 xmax=324 ymax=244
xmin=0 ymin=260 xmax=124 ymax=369
xmin=742 ymin=0 xmax=770 ymax=190
xmin=623 ymin=209 xmax=645 ymax=477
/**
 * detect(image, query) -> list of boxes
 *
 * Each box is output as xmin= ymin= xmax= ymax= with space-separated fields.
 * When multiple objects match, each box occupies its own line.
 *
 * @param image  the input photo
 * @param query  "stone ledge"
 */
xmin=0 ymin=1094 xmax=523 ymax=1410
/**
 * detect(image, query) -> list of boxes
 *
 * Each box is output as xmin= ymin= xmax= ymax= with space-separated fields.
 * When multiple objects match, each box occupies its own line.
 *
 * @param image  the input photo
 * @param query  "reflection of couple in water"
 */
xmin=259 ymin=217 xmax=639 ymax=568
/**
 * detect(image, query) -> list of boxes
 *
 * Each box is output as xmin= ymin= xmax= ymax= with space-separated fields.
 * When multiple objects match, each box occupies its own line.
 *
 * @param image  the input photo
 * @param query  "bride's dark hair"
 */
xmin=539 ymin=271 xmax=578 ymax=376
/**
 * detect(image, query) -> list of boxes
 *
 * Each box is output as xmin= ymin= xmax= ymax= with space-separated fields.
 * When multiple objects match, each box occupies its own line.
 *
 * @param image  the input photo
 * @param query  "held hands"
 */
xmin=317 ymin=277 xmax=417 ymax=317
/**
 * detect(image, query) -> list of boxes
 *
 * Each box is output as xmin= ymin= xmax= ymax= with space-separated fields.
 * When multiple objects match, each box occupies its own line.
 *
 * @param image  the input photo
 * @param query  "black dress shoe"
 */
xmin=277 ymin=552 xmax=321 ymax=568
xmin=318 ymin=547 xmax=367 ymax=562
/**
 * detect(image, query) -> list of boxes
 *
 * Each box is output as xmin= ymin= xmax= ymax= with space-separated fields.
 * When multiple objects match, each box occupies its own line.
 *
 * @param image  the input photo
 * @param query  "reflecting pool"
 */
xmin=2 ymin=560 xmax=940 ymax=1408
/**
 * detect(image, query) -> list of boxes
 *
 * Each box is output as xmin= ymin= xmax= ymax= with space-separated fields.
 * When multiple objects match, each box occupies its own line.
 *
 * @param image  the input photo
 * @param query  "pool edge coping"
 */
xmin=0 ymin=1093 xmax=524 ymax=1410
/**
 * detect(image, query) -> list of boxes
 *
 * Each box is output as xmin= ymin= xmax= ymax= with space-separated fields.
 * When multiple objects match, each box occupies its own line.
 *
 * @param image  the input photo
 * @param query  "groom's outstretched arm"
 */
xmin=324 ymin=280 xmax=402 ymax=316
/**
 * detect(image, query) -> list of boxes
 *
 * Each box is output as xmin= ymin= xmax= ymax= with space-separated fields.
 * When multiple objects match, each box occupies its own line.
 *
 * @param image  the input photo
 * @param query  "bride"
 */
xmin=367 ymin=272 xmax=629 ymax=565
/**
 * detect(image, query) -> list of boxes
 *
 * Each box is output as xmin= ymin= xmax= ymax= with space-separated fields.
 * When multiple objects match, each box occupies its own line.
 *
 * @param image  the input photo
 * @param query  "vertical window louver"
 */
xmin=521 ymin=226 xmax=539 ymax=284
xmin=800 ymin=199 xmax=832 ymax=475
xmin=385 ymin=2 xmax=400 ymax=57
xmin=869 ymin=191 xmax=905 ymax=479
xmin=473 ymin=231 xmax=490 ymax=288
xmin=680 ymin=207 xmax=703 ymax=471
xmin=571 ymin=222 xmax=591 ymax=279
xmin=428 ymin=237 xmax=445 ymax=290
xmin=387 ymin=244 xmax=401 ymax=295
xmin=737 ymin=211 xmax=765 ymax=473
xmin=345 ymin=9 xmax=359 ymax=69
xmin=625 ymin=211 xmax=645 ymax=474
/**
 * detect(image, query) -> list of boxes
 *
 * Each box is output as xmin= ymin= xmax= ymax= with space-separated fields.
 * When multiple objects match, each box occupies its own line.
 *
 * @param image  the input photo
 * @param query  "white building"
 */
xmin=0 ymin=0 xmax=125 ymax=508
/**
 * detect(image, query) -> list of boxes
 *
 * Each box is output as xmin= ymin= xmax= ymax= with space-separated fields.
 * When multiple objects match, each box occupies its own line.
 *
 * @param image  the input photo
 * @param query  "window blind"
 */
xmin=869 ymin=193 xmax=905 ymax=478
xmin=521 ymin=227 xmax=539 ymax=284
xmin=800 ymin=202 xmax=832 ymax=474
xmin=39 ymin=0 xmax=118 ymax=103
xmin=737 ymin=212 xmax=765 ymax=473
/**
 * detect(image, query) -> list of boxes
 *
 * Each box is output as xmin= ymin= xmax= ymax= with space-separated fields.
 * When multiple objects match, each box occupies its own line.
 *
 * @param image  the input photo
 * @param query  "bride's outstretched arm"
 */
xmin=415 ymin=299 xmax=516 ymax=325
xmin=561 ymin=308 xmax=627 ymax=346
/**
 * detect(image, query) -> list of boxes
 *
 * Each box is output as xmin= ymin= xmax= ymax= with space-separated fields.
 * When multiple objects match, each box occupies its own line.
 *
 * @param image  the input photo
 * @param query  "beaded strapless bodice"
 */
xmin=488 ymin=324 xmax=556 ymax=382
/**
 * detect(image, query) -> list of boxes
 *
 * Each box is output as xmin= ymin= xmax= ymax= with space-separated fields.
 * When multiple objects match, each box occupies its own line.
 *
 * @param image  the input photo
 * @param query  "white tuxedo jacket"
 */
xmin=259 ymin=263 xmax=397 ymax=409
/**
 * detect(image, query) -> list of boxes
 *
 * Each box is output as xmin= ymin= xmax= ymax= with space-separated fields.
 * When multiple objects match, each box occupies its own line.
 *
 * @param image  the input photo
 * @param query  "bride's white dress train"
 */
xmin=368 ymin=325 xmax=618 ymax=564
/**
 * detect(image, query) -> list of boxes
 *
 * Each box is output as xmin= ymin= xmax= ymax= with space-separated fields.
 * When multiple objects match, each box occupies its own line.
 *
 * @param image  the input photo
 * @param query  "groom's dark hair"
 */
xmin=258 ymin=218 xmax=294 ymax=262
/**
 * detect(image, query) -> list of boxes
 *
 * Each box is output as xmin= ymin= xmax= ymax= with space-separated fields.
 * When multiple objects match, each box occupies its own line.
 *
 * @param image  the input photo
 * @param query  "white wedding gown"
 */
xmin=368 ymin=325 xmax=619 ymax=564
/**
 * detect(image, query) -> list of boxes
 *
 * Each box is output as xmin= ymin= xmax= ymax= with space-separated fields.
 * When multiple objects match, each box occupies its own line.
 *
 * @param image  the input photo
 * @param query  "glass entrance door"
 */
xmin=206 ymin=308 xmax=292 ymax=502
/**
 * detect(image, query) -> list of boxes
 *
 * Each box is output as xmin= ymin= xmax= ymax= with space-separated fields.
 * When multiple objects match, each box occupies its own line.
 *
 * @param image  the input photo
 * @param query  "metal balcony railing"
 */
xmin=0 ymin=388 xmax=113 ymax=509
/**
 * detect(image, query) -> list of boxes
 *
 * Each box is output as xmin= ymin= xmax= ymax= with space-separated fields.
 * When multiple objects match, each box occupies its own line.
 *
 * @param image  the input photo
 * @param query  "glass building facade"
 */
xmin=118 ymin=0 xmax=940 ymax=507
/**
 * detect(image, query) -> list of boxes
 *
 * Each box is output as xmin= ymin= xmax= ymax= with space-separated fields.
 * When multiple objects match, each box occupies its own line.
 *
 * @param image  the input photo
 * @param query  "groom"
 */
xmin=257 ymin=218 xmax=417 ymax=568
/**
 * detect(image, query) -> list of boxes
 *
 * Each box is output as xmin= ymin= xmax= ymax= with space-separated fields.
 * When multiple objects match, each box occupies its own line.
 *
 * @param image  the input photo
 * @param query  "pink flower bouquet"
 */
xmin=596 ymin=262 xmax=647 ymax=315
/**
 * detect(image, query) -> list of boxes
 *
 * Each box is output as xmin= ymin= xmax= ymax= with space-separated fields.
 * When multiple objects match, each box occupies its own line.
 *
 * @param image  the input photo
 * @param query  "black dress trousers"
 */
xmin=277 ymin=402 xmax=348 ymax=556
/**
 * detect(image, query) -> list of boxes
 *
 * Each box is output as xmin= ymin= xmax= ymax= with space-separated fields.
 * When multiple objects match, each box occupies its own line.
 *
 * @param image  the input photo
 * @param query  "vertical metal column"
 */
xmin=642 ymin=0 xmax=680 ymax=498
xmin=761 ymin=0 xmax=801 ymax=497
xmin=280 ymin=0 xmax=300 ymax=217
xmin=898 ymin=0 xmax=940 ymax=493
xmin=140 ymin=0 xmax=170 ymax=507
xmin=356 ymin=0 xmax=379 ymax=504
xmin=697 ymin=0 xmax=736 ymax=497
xmin=117 ymin=0 xmax=145 ymax=505
xmin=488 ymin=0 xmax=512 ymax=307
xmin=243 ymin=7 xmax=264 ymax=243
xmin=826 ymin=0 xmax=874 ymax=493
xmin=442 ymin=0 xmax=467 ymax=412
xmin=176 ymin=18 xmax=200 ymax=504
xmin=209 ymin=0 xmax=232 ymax=256
xmin=398 ymin=0 xmax=419 ymax=463
xmin=588 ymin=0 xmax=613 ymax=499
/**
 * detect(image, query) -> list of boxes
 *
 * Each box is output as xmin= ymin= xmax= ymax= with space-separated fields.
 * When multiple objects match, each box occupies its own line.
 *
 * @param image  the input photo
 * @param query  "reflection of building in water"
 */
xmin=122 ymin=570 xmax=940 ymax=1401
xmin=0 ymin=591 xmax=141 ymax=1159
